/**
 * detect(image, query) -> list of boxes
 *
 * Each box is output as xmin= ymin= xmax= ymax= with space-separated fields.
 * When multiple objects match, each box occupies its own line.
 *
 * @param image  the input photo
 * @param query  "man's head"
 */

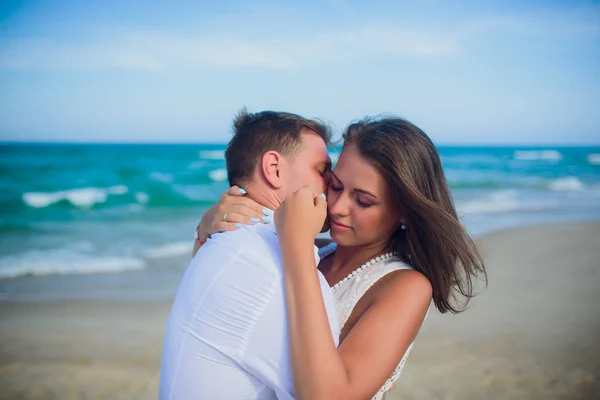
xmin=225 ymin=109 xmax=332 ymax=202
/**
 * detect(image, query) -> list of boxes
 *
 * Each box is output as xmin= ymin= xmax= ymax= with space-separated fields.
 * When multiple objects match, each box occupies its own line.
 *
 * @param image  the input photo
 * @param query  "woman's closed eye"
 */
xmin=329 ymin=183 xmax=343 ymax=192
xmin=355 ymin=196 xmax=373 ymax=208
xmin=329 ymin=183 xmax=373 ymax=208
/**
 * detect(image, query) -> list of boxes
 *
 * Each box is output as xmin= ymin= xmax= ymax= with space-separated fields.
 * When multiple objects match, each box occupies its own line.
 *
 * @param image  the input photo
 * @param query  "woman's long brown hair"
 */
xmin=343 ymin=117 xmax=487 ymax=313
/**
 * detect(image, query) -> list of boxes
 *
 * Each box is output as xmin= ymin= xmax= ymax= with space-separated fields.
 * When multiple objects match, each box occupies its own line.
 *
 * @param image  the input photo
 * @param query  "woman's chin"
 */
xmin=330 ymin=229 xmax=353 ymax=245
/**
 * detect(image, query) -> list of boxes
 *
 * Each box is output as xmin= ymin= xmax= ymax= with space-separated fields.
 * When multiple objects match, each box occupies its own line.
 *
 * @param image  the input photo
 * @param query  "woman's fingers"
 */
xmin=219 ymin=197 xmax=273 ymax=219
xmin=225 ymin=205 xmax=269 ymax=223
xmin=207 ymin=215 xmax=270 ymax=236
xmin=225 ymin=185 xmax=248 ymax=197
xmin=218 ymin=209 xmax=270 ymax=225
xmin=196 ymin=186 xmax=275 ymax=243
xmin=199 ymin=206 xmax=272 ymax=240
xmin=211 ymin=221 xmax=244 ymax=233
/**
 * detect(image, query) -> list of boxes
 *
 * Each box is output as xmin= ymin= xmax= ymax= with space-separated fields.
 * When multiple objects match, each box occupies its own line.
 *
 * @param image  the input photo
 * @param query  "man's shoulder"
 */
xmin=201 ymin=223 xmax=280 ymax=262
xmin=182 ymin=224 xmax=283 ymax=297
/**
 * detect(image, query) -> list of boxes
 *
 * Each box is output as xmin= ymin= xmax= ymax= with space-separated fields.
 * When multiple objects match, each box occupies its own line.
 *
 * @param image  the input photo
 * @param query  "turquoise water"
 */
xmin=1 ymin=143 xmax=599 ymax=301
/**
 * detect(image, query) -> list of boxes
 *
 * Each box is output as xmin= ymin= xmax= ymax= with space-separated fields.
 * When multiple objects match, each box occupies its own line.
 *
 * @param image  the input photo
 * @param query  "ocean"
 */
xmin=1 ymin=143 xmax=599 ymax=302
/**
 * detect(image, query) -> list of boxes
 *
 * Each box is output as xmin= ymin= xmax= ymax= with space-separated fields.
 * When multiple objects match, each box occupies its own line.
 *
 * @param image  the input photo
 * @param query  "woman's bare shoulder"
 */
xmin=375 ymin=267 xmax=432 ymax=303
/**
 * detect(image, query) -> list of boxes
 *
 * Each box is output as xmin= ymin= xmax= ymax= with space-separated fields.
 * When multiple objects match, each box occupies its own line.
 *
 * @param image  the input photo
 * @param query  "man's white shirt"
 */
xmin=159 ymin=222 xmax=340 ymax=399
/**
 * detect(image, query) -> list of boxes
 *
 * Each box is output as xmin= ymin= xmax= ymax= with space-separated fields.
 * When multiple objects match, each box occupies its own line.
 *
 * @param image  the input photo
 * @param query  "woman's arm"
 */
xmin=192 ymin=185 xmax=270 ymax=257
xmin=192 ymin=186 xmax=330 ymax=258
xmin=277 ymin=187 xmax=432 ymax=400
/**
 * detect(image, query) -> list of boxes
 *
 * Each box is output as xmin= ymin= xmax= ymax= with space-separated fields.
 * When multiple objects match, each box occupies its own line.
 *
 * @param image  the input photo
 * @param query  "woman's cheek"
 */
xmin=326 ymin=187 xmax=336 ymax=203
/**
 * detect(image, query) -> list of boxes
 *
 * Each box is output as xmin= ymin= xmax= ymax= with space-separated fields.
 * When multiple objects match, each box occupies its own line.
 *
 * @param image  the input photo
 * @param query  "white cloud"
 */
xmin=0 ymin=27 xmax=460 ymax=72
xmin=457 ymin=5 xmax=600 ymax=39
xmin=1 ymin=4 xmax=597 ymax=72
xmin=0 ymin=38 xmax=163 ymax=71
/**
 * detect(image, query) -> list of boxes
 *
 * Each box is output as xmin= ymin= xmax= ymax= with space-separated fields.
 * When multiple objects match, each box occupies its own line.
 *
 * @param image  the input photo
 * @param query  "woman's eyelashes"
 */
xmin=329 ymin=183 xmax=343 ymax=192
xmin=329 ymin=183 xmax=373 ymax=208
xmin=317 ymin=164 xmax=332 ymax=177
xmin=356 ymin=197 xmax=372 ymax=208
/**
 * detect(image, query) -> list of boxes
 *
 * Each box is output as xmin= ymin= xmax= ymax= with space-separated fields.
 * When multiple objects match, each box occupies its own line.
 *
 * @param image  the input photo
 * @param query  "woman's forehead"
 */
xmin=335 ymin=147 xmax=384 ymax=186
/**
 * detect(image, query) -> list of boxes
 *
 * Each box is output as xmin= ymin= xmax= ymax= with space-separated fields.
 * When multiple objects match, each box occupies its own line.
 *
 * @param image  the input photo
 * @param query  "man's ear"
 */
xmin=261 ymin=150 xmax=284 ymax=189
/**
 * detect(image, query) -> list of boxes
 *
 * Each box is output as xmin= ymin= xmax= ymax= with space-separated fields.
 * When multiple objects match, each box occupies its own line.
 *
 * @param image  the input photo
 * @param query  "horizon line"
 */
xmin=2 ymin=140 xmax=600 ymax=148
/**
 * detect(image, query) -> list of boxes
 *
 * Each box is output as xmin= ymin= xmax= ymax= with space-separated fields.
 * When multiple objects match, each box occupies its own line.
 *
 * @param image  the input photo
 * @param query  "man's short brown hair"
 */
xmin=225 ymin=109 xmax=331 ymax=186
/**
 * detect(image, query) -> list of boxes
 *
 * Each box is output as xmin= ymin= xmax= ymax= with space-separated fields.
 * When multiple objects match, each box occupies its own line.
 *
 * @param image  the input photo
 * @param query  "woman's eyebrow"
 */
xmin=355 ymin=188 xmax=378 ymax=199
xmin=331 ymin=171 xmax=378 ymax=199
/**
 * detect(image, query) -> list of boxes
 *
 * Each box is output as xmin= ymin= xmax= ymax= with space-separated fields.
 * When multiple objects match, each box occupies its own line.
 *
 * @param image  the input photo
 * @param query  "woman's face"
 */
xmin=327 ymin=144 xmax=402 ymax=247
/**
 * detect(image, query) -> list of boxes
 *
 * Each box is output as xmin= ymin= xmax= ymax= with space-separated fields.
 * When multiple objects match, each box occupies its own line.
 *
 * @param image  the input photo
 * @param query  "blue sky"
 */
xmin=0 ymin=0 xmax=598 ymax=144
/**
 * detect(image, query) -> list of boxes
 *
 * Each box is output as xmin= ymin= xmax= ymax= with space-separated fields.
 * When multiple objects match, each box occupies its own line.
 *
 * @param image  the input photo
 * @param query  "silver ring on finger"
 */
xmin=222 ymin=213 xmax=228 ymax=222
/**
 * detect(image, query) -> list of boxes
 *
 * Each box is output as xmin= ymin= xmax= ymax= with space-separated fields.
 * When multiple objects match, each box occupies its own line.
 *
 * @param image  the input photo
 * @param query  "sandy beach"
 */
xmin=1 ymin=222 xmax=599 ymax=399
xmin=393 ymin=222 xmax=600 ymax=400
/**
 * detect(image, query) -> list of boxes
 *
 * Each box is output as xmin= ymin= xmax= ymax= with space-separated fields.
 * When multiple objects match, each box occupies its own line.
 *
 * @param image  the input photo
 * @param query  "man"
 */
xmin=159 ymin=109 xmax=340 ymax=399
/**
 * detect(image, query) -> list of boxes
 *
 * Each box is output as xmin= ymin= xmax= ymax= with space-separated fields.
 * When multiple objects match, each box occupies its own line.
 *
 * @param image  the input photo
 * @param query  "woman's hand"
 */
xmin=275 ymin=186 xmax=327 ymax=246
xmin=196 ymin=185 xmax=272 ymax=243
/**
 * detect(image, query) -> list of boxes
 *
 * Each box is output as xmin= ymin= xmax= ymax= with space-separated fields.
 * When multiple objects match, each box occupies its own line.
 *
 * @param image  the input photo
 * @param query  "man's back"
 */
xmin=159 ymin=222 xmax=339 ymax=400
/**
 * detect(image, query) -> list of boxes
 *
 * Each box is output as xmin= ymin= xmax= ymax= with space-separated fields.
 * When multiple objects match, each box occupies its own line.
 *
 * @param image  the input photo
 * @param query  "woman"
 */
xmin=196 ymin=117 xmax=486 ymax=399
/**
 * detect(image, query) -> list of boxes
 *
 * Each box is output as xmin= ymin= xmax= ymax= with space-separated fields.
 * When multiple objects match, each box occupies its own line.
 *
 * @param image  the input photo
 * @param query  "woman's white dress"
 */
xmin=319 ymin=243 xmax=426 ymax=399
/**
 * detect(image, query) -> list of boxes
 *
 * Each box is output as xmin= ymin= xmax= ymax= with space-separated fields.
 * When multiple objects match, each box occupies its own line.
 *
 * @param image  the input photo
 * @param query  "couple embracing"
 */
xmin=159 ymin=109 xmax=486 ymax=399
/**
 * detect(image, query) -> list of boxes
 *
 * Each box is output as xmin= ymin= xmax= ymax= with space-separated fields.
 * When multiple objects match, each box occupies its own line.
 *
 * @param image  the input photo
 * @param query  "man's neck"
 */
xmin=242 ymin=181 xmax=284 ymax=211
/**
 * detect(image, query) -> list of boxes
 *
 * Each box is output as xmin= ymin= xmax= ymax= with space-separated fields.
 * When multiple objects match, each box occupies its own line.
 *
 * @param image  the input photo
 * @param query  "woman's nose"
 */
xmin=329 ymin=191 xmax=350 ymax=216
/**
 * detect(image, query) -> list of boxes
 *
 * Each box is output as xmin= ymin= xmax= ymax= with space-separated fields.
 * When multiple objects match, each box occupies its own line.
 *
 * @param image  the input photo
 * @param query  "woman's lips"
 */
xmin=330 ymin=219 xmax=352 ymax=230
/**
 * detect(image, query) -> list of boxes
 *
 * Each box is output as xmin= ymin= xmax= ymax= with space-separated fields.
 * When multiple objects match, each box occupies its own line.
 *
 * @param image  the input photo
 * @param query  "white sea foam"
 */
xmin=127 ymin=204 xmax=144 ymax=213
xmin=72 ymin=241 xmax=95 ymax=252
xmin=143 ymin=241 xmax=191 ymax=259
xmin=23 ymin=186 xmax=129 ymax=209
xmin=199 ymin=150 xmax=225 ymax=160
xmin=187 ymin=160 xmax=207 ymax=170
xmin=64 ymin=187 xmax=108 ymax=208
xmin=209 ymin=168 xmax=228 ymax=182
xmin=0 ymin=251 xmax=145 ymax=279
xmin=107 ymin=185 xmax=128 ymax=195
xmin=442 ymin=154 xmax=506 ymax=167
xmin=547 ymin=177 xmax=585 ymax=192
xmin=458 ymin=190 xmax=519 ymax=214
xmin=135 ymin=192 xmax=149 ymax=204
xmin=457 ymin=190 xmax=553 ymax=215
xmin=513 ymin=150 xmax=562 ymax=161
xmin=22 ymin=191 xmax=64 ymax=208
xmin=587 ymin=153 xmax=600 ymax=165
xmin=172 ymin=184 xmax=216 ymax=201
xmin=150 ymin=172 xmax=174 ymax=183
